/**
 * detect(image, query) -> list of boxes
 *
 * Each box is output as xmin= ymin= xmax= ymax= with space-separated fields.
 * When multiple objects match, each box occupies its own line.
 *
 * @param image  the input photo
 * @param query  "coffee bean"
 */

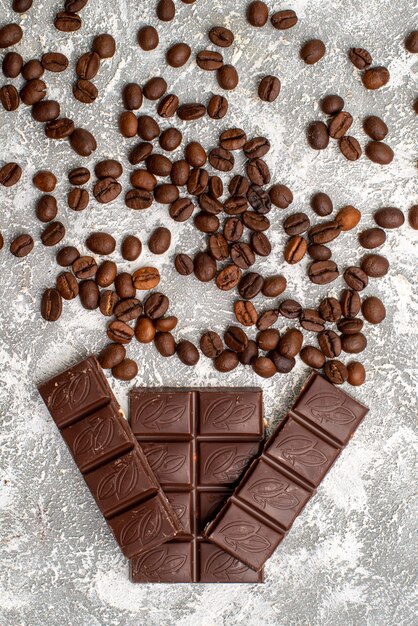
xmin=209 ymin=147 xmax=234 ymax=172
xmin=262 ymin=275 xmax=286 ymax=298
xmin=10 ymin=234 xmax=34 ymax=257
xmin=258 ymin=75 xmax=281 ymax=102
xmin=329 ymin=111 xmax=353 ymax=139
xmin=284 ymin=235 xmax=307 ymax=264
xmin=234 ymin=300 xmax=258 ymax=327
xmin=40 ymin=52 xmax=68 ymax=74
xmin=132 ymin=267 xmax=160 ymax=290
xmin=363 ymin=115 xmax=388 ymax=141
xmin=340 ymin=289 xmax=361 ymax=318
xmin=33 ymin=170 xmax=57 ymax=192
xmin=349 ymin=47 xmax=372 ymax=70
xmin=283 ymin=212 xmax=310 ymax=236
xmin=347 ymin=362 xmax=366 ymax=386
xmin=130 ymin=170 xmax=157 ymax=191
xmin=243 ymin=137 xmax=270 ymax=159
xmin=318 ymin=330 xmax=341 ymax=358
xmin=300 ymin=346 xmax=325 ymax=369
xmin=252 ymin=356 xmax=276 ymax=378
xmin=209 ymin=176 xmax=223 ymax=198
xmin=341 ymin=332 xmax=367 ymax=354
xmin=310 ymin=192 xmax=333 ymax=216
xmin=69 ymin=128 xmax=97 ymax=156
xmin=229 ymin=175 xmax=249 ymax=197
xmin=247 ymin=186 xmax=271 ymax=214
xmin=22 ymin=60 xmax=44 ymax=80
xmin=141 ymin=79 xmax=166 ymax=105
xmin=119 ymin=111 xmax=138 ymax=138
xmin=194 ymin=212 xmax=219 ymax=233
xmin=320 ymin=94 xmax=344 ymax=114
xmin=72 ymin=255 xmax=97 ymax=279
xmin=41 ymin=221 xmax=65 ymax=246
xmin=121 ymin=235 xmax=142 ymax=261
xmin=324 ymin=360 xmax=348 ymax=384
xmin=96 ymin=260 xmax=117 ymax=287
xmin=184 ymin=142 xmax=206 ymax=168
xmin=207 ymin=94 xmax=228 ymax=119
xmin=200 ymin=331 xmax=223 ymax=358
xmin=224 ymin=195 xmax=248 ymax=215
xmin=76 ymin=51 xmax=100 ymax=80
xmin=157 ymin=0 xmax=175 ymax=21
xmin=157 ymin=93 xmax=179 ymax=118
xmin=115 ymin=272 xmax=136 ymax=299
xmin=214 ymin=350 xmax=239 ymax=372
xmin=92 ymin=33 xmax=116 ymax=59
xmin=135 ymin=316 xmax=156 ymax=343
xmin=309 ymin=221 xmax=340 ymax=244
xmin=108 ymin=320 xmax=134 ymax=344
xmin=269 ymin=350 xmax=295 ymax=373
xmin=54 ymin=11 xmax=82 ymax=32
xmin=175 ymin=253 xmax=194 ymax=276
xmin=337 ymin=318 xmax=364 ymax=335
xmin=170 ymin=197 xmax=194 ymax=221
xmin=358 ymin=227 xmax=386 ymax=249
xmin=247 ymin=1 xmax=268 ymax=27
xmin=45 ymin=118 xmax=75 ymax=139
xmin=242 ymin=212 xmax=270 ymax=232
xmin=138 ymin=25 xmax=159 ymax=50
xmin=155 ymin=183 xmax=180 ymax=204
xmin=0 ymin=23 xmax=23 ymax=48
xmin=209 ymin=26 xmax=234 ymax=47
xmin=32 ymin=99 xmax=60 ymax=122
xmin=301 ymin=39 xmax=326 ymax=64
xmin=343 ymin=266 xmax=368 ymax=291
xmin=208 ymin=233 xmax=229 ymax=260
xmin=144 ymin=292 xmax=169 ymax=319
xmin=147 ymin=153 xmax=173 ymax=177
xmin=0 ymin=84 xmax=19 ymax=111
xmin=187 ymin=168 xmax=209 ymax=195
xmin=217 ymin=64 xmax=239 ymax=90
xmin=155 ymin=316 xmax=177 ymax=332
xmin=300 ymin=309 xmax=325 ymax=332
xmin=238 ymin=272 xmax=263 ymax=299
xmin=68 ymin=188 xmax=89 ymax=211
xmin=251 ymin=231 xmax=271 ymax=256
xmin=279 ymin=299 xmax=302 ymax=319
xmin=99 ymin=290 xmax=119 ymax=316
xmin=154 ymin=332 xmax=176 ymax=357
xmin=256 ymin=309 xmax=278 ymax=331
xmin=170 ymin=160 xmax=190 ymax=187
xmin=319 ymin=297 xmax=341 ymax=322
xmin=0 ymin=162 xmax=22 ymax=187
xmin=36 ymin=195 xmax=57 ymax=222
xmin=177 ymin=340 xmax=199 ymax=366
xmin=268 ymin=184 xmax=293 ymax=209
xmin=196 ymin=50 xmax=224 ymax=72
xmin=405 ymin=30 xmax=418 ymax=53
xmin=92 ymin=178 xmax=121 ymax=204
xmin=122 ymin=83 xmax=143 ymax=111
xmin=271 ymin=9 xmax=298 ymax=30
xmin=230 ymin=242 xmax=255 ymax=269
xmin=362 ymin=66 xmax=389 ymax=90
xmin=159 ymin=127 xmax=182 ymax=151
xmin=361 ymin=253 xmax=389 ymax=278
xmin=98 ymin=343 xmax=126 ymax=369
xmin=95 ymin=161 xmax=122 ymax=182
xmin=408 ymin=205 xmax=418 ymax=230
xmin=374 ymin=207 xmax=404 ymax=229
xmin=219 ymin=129 xmax=246 ymax=152
xmin=307 ymin=121 xmax=329 ymax=150
xmin=216 ymin=264 xmax=241 ymax=291
xmin=2 ymin=51 xmax=23 ymax=77
xmin=336 ymin=205 xmax=361 ymax=231
xmin=86 ymin=232 xmax=116 ymax=256
xmin=177 ymin=103 xmax=206 ymax=121
xmin=308 ymin=243 xmax=331 ymax=261
xmin=129 ymin=142 xmax=153 ymax=166
xmin=20 ymin=78 xmax=47 ymax=105
xmin=224 ymin=326 xmax=248 ymax=352
xmin=78 ymin=279 xmax=100 ymax=310
xmin=192 ymin=251 xmax=216 ymax=282
xmin=125 ymin=188 xmax=153 ymax=210
xmin=199 ymin=194 xmax=223 ymax=215
xmin=166 ymin=42 xmax=191 ymax=68
xmin=56 ymin=246 xmax=79 ymax=267
xmin=256 ymin=329 xmax=280 ymax=351
xmin=223 ymin=217 xmax=243 ymax=242
xmin=339 ymin=136 xmax=362 ymax=161
xmin=41 ymin=288 xmax=62 ymax=321
xmin=308 ymin=260 xmax=339 ymax=284
xmin=112 ymin=359 xmax=138 ymax=381
xmin=246 ymin=158 xmax=270 ymax=186
xmin=277 ymin=329 xmax=303 ymax=358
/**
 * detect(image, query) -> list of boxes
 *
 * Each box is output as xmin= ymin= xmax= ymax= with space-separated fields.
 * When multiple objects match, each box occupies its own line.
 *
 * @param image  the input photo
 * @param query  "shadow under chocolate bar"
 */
xmin=205 ymin=371 xmax=369 ymax=572
xmin=38 ymin=356 xmax=182 ymax=559
xmin=129 ymin=387 xmax=265 ymax=583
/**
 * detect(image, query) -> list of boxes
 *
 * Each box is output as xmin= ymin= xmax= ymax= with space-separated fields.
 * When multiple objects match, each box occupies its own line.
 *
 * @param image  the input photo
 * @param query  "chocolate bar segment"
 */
xmin=130 ymin=388 xmax=264 ymax=583
xmin=38 ymin=357 xmax=181 ymax=559
xmin=205 ymin=372 xmax=368 ymax=571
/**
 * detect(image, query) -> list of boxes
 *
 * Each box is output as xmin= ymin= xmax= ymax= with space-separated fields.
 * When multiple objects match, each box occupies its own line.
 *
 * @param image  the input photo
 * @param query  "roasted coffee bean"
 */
xmin=0 ymin=84 xmax=20 ymax=111
xmin=374 ymin=207 xmax=404 ymax=229
xmin=69 ymin=128 xmax=97 ymax=156
xmin=336 ymin=205 xmax=361 ymax=231
xmin=95 ymin=160 xmax=123 ymax=180
xmin=22 ymin=60 xmax=44 ymax=80
xmin=138 ymin=25 xmax=159 ymax=51
xmin=0 ymin=162 xmax=22 ymax=187
xmin=177 ymin=103 xmax=206 ymax=121
xmin=217 ymin=64 xmax=239 ymax=90
xmin=20 ymin=78 xmax=47 ymax=105
xmin=349 ymin=47 xmax=372 ymax=70
xmin=324 ymin=360 xmax=348 ymax=385
xmin=98 ymin=343 xmax=126 ymax=369
xmin=343 ymin=266 xmax=368 ymax=291
xmin=207 ymin=94 xmax=229 ymax=119
xmin=122 ymin=83 xmax=143 ymax=110
xmin=108 ymin=320 xmax=134 ymax=344
xmin=0 ymin=23 xmax=23 ymax=48
xmin=216 ymin=264 xmax=241 ymax=291
xmin=337 ymin=318 xmax=364 ymax=335
xmin=252 ymin=356 xmax=276 ymax=378
xmin=365 ymin=140 xmax=394 ymax=164
xmin=129 ymin=142 xmax=153 ymax=165
xmin=144 ymin=292 xmax=169 ymax=319
xmin=196 ymin=49 xmax=224 ymax=71
xmin=170 ymin=197 xmax=194 ymax=221
xmin=279 ymin=299 xmax=302 ymax=319
xmin=214 ymin=350 xmax=239 ymax=372
xmin=269 ymin=184 xmax=293 ymax=209
xmin=269 ymin=351 xmax=295 ymax=373
xmin=219 ymin=129 xmax=246 ymax=152
xmin=309 ymin=221 xmax=340 ymax=244
xmin=54 ymin=11 xmax=82 ymax=32
xmin=93 ymin=177 xmax=122 ymax=204
xmin=115 ymin=272 xmax=136 ymax=298
xmin=363 ymin=115 xmax=388 ymax=141
xmin=157 ymin=93 xmax=179 ymax=118
xmin=119 ymin=111 xmax=138 ymax=137
xmin=159 ymin=127 xmax=182 ymax=151
xmin=41 ymin=52 xmax=68 ymax=74
xmin=283 ymin=212 xmax=310 ymax=236
xmin=76 ymin=51 xmax=100 ymax=80
xmin=341 ymin=332 xmax=367 ymax=354
xmin=56 ymin=246 xmax=79 ymax=267
xmin=166 ymin=42 xmax=191 ymax=67
xmin=125 ymin=188 xmax=153 ymax=210
xmin=308 ymin=243 xmax=331 ymax=261
xmin=45 ymin=118 xmax=75 ymax=139
xmin=36 ymin=195 xmax=57 ymax=222
xmin=68 ymin=188 xmax=89 ymax=211
xmin=41 ymin=221 xmax=65 ymax=247
xmin=300 ymin=346 xmax=325 ymax=369
xmin=242 ymin=211 xmax=270 ymax=232
xmin=284 ymin=235 xmax=307 ymax=264
xmin=72 ymin=255 xmax=97 ymax=279
xmin=171 ymin=160 xmax=190 ymax=186
xmin=175 ymin=253 xmax=194 ymax=276
xmin=234 ymin=300 xmax=258 ymax=327
xmin=10 ymin=234 xmax=34 ymax=257
xmin=300 ymin=309 xmax=325 ymax=332
xmin=320 ymin=94 xmax=344 ymax=115
xmin=318 ymin=330 xmax=341 ymax=358
xmin=86 ymin=232 xmax=116 ymax=255
xmin=361 ymin=253 xmax=389 ymax=278
xmin=308 ymin=260 xmax=339 ymax=284
xmin=362 ymin=66 xmax=390 ymax=90
xmin=200 ymin=331 xmax=223 ymax=358
xmin=209 ymin=25 xmax=234 ymax=47
xmin=340 ymin=289 xmax=361 ymax=318
xmin=78 ymin=279 xmax=99 ymax=310
xmin=96 ymin=260 xmax=117 ymax=287
xmin=194 ymin=212 xmax=219 ymax=233
xmin=99 ymin=290 xmax=119 ymax=316
xmin=32 ymin=99 xmax=60 ymax=122
xmin=256 ymin=329 xmax=280 ymax=351
xmin=258 ymin=75 xmax=281 ymax=102
xmin=2 ymin=51 xmax=23 ymax=77
xmin=408 ymin=205 xmax=418 ymax=230
xmin=147 ymin=153 xmax=172 ymax=177
xmin=184 ymin=141 xmax=207 ymax=168
xmin=92 ymin=33 xmax=116 ymax=59
xmin=224 ymin=326 xmax=248 ymax=352
xmin=208 ymin=175 xmax=223 ymax=199
xmin=155 ymin=316 xmax=177 ymax=332
xmin=223 ymin=217 xmax=243 ymax=242
xmin=246 ymin=158 xmax=270 ymax=185
xmin=277 ymin=328 xmax=303 ymax=358
xmin=131 ymin=169 xmax=157 ymax=191
xmin=154 ymin=332 xmax=176 ymax=357
xmin=256 ymin=309 xmax=279 ymax=331
xmin=187 ymin=168 xmax=209 ymax=195
xmin=230 ymin=242 xmax=255 ymax=269
xmin=143 ymin=77 xmax=167 ymax=101
xmin=112 ymin=359 xmax=138 ymax=381
xmin=358 ymin=227 xmax=386 ymax=249
xmin=238 ymin=272 xmax=263 ymax=300
xmin=307 ymin=121 xmax=329 ymax=150
xmin=251 ymin=231 xmax=271 ymax=256
xmin=121 ymin=235 xmax=142 ymax=261
xmin=300 ymin=39 xmax=326 ymax=64
xmin=262 ymin=275 xmax=286 ymax=298
xmin=208 ymin=233 xmax=229 ymax=260
xmin=157 ymin=0 xmax=175 ymax=21
xmin=199 ymin=194 xmax=222 ymax=214
xmin=177 ymin=340 xmax=199 ymax=366
xmin=154 ymin=183 xmax=179 ymax=204
xmin=271 ymin=9 xmax=298 ymax=30
xmin=193 ymin=251 xmax=217 ymax=282
xmin=41 ymin=288 xmax=62 ymax=321
xmin=33 ymin=170 xmax=57 ymax=192
xmin=135 ymin=316 xmax=156 ymax=343
xmin=224 ymin=195 xmax=248 ymax=215
xmin=209 ymin=147 xmax=234 ymax=172
xmin=247 ymin=1 xmax=268 ymax=27
xmin=347 ymin=361 xmax=365 ymax=386
xmin=329 ymin=111 xmax=353 ymax=139
xmin=243 ymin=136 xmax=270 ymax=159
xmin=339 ymin=136 xmax=362 ymax=161
xmin=310 ymin=192 xmax=333 ymax=216
xmin=319 ymin=297 xmax=341 ymax=322
xmin=405 ymin=30 xmax=418 ymax=53
xmin=247 ymin=186 xmax=271 ymax=214
xmin=229 ymin=175 xmax=249 ymax=197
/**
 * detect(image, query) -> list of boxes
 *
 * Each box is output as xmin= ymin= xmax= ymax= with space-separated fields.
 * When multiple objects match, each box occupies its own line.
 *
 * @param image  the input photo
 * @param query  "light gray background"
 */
xmin=0 ymin=0 xmax=417 ymax=625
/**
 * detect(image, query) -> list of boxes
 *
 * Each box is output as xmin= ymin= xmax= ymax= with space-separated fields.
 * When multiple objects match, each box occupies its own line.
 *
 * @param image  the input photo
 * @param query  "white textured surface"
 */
xmin=0 ymin=0 xmax=417 ymax=625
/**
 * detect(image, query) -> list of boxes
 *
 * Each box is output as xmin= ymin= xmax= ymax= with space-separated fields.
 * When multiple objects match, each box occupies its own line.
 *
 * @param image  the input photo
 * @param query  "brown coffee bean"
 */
xmin=309 ymin=221 xmax=340 ymax=244
xmin=405 ymin=30 xmax=418 ymax=53
xmin=54 ymin=11 xmax=81 ymax=32
xmin=10 ymin=234 xmax=34 ymax=257
xmin=251 ymin=232 xmax=271 ymax=256
xmin=252 ymin=356 xmax=276 ymax=378
xmin=143 ymin=77 xmax=167 ymax=101
xmin=166 ymin=42 xmax=191 ymax=67
xmin=200 ymin=193 xmax=223 ymax=216
xmin=32 ymin=99 xmax=60 ymax=122
xmin=217 ymin=64 xmax=239 ymax=90
xmin=243 ymin=137 xmax=270 ymax=160
xmin=144 ymin=292 xmax=169 ymax=319
xmin=115 ymin=272 xmax=135 ymax=299
xmin=246 ymin=158 xmax=270 ymax=185
xmin=20 ymin=78 xmax=47 ymax=105
xmin=271 ymin=9 xmax=297 ymax=30
xmin=337 ymin=318 xmax=364 ymax=335
xmin=223 ymin=217 xmax=243 ymax=242
xmin=95 ymin=160 xmax=123 ymax=180
xmin=347 ymin=362 xmax=366 ymax=386
xmin=319 ymin=297 xmax=341 ymax=322
xmin=339 ymin=136 xmax=362 ymax=161
xmin=135 ymin=316 xmax=156 ymax=343
xmin=300 ymin=309 xmax=325 ymax=332
xmin=300 ymin=39 xmax=326 ymax=64
xmin=283 ymin=212 xmax=310 ymax=236
xmin=41 ymin=221 xmax=65 ymax=247
xmin=33 ymin=170 xmax=56 ymax=193
xmin=374 ymin=207 xmax=404 ymax=229
xmin=300 ymin=346 xmax=325 ymax=369
xmin=269 ymin=184 xmax=293 ymax=209
xmin=408 ymin=205 xmax=418 ymax=229
xmin=363 ymin=116 xmax=388 ymax=141
xmin=72 ymin=255 xmax=97 ymax=279
xmin=99 ymin=290 xmax=119 ymax=316
xmin=284 ymin=235 xmax=307 ymax=264
xmin=92 ymin=33 xmax=116 ymax=59
xmin=125 ymin=188 xmax=153 ymax=210
xmin=41 ymin=52 xmax=69 ymax=72
xmin=41 ymin=288 xmax=62 ymax=321
xmin=0 ymin=23 xmax=23 ymax=48
xmin=258 ymin=75 xmax=281 ymax=102
xmin=308 ymin=244 xmax=331 ymax=261
xmin=362 ymin=66 xmax=390 ymax=90
xmin=170 ymin=197 xmax=194 ymax=221
xmin=308 ymin=260 xmax=339 ymax=284
xmin=341 ymin=332 xmax=367 ymax=354
xmin=159 ymin=127 xmax=182 ymax=151
xmin=242 ymin=212 xmax=270 ymax=232
xmin=130 ymin=169 xmax=157 ymax=191
xmin=76 ymin=51 xmax=100 ymax=80
xmin=45 ymin=118 xmax=75 ymax=139
xmin=132 ymin=267 xmax=160 ymax=290
xmin=246 ymin=186 xmax=272 ymax=215
xmin=247 ymin=1 xmax=269 ymax=27
xmin=343 ymin=266 xmax=368 ymax=291
xmin=208 ymin=233 xmax=229 ymax=261
xmin=36 ymin=195 xmax=57 ymax=222
xmin=320 ymin=94 xmax=344 ymax=115
xmin=2 ymin=51 xmax=23 ymax=78
xmin=69 ymin=128 xmax=97 ymax=157
xmin=154 ymin=332 xmax=176 ymax=357
xmin=228 ymin=175 xmax=249 ymax=197
xmin=307 ymin=121 xmax=329 ymax=150
xmin=56 ymin=246 xmax=79 ymax=267
xmin=256 ymin=308 xmax=278 ymax=331
xmin=121 ymin=235 xmax=142 ymax=261
xmin=262 ymin=275 xmax=286 ymax=298
xmin=336 ymin=205 xmax=361 ymax=231
xmin=68 ymin=188 xmax=89 ymax=211
xmin=155 ymin=316 xmax=177 ymax=332
xmin=157 ymin=0 xmax=175 ymax=21
xmin=238 ymin=272 xmax=263 ymax=300
xmin=348 ymin=47 xmax=372 ymax=69
xmin=157 ymin=93 xmax=179 ymax=118
xmin=119 ymin=111 xmax=138 ymax=138
xmin=177 ymin=340 xmax=199 ymax=366
xmin=98 ymin=343 xmax=126 ymax=369
xmin=56 ymin=272 xmax=78 ymax=300
xmin=340 ymin=289 xmax=361 ymax=318
xmin=0 ymin=162 xmax=22 ymax=186
xmin=216 ymin=264 xmax=241 ymax=291
xmin=318 ymin=330 xmax=341 ymax=358
xmin=219 ymin=129 xmax=246 ymax=152
xmin=358 ymin=228 xmax=386 ymax=249
xmin=277 ymin=329 xmax=303 ymax=358
xmin=361 ymin=253 xmax=389 ymax=278
xmin=256 ymin=329 xmax=280 ymax=351
xmin=269 ymin=351 xmax=295 ymax=373
xmin=193 ymin=251 xmax=217 ymax=282
xmin=86 ymin=232 xmax=116 ymax=255
xmin=230 ymin=242 xmax=255 ymax=269
xmin=154 ymin=184 xmax=179 ymax=204
xmin=129 ymin=142 xmax=153 ymax=165
xmin=209 ymin=25 xmax=234 ymax=48
xmin=146 ymin=153 xmax=172 ymax=177
xmin=234 ymin=300 xmax=258 ymax=327
xmin=177 ymin=103 xmax=206 ymax=121
xmin=79 ymin=279 xmax=99 ymax=310
xmin=224 ymin=195 xmax=249 ymax=215
xmin=22 ymin=60 xmax=44 ymax=80
xmin=96 ymin=260 xmax=117 ymax=288
xmin=278 ymin=299 xmax=301 ymax=319
xmin=224 ymin=326 xmax=248 ymax=352
xmin=329 ymin=111 xmax=353 ymax=139
xmin=112 ymin=359 xmax=138 ymax=381
xmin=108 ymin=320 xmax=134 ymax=344
xmin=193 ymin=213 xmax=218 ymax=233
xmin=310 ymin=192 xmax=333 ymax=216
xmin=209 ymin=147 xmax=234 ymax=172
xmin=0 ymin=84 xmax=19 ymax=111
xmin=324 ymin=360 xmax=348 ymax=385
xmin=208 ymin=175 xmax=223 ymax=199
xmin=138 ymin=25 xmax=159 ymax=51
xmin=200 ymin=331 xmax=223 ymax=358
xmin=212 ymin=349 xmax=238 ymax=372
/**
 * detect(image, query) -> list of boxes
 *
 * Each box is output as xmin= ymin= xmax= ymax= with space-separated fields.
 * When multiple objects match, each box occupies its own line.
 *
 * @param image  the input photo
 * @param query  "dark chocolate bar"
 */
xmin=205 ymin=372 xmax=368 ymax=571
xmin=38 ymin=356 xmax=182 ymax=559
xmin=129 ymin=388 xmax=265 ymax=583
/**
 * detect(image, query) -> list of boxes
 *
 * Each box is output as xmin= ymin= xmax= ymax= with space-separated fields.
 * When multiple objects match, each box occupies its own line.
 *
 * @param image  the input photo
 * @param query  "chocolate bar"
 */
xmin=205 ymin=372 xmax=368 ymax=571
xmin=129 ymin=388 xmax=265 ymax=583
xmin=38 ymin=356 xmax=182 ymax=559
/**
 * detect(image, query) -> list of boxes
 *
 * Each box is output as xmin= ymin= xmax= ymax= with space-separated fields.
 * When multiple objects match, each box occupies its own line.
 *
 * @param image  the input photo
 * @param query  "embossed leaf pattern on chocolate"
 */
xmin=134 ymin=547 xmax=187 ymax=582
xmin=135 ymin=396 xmax=186 ymax=430
xmin=97 ymin=460 xmax=139 ymax=500
xmin=248 ymin=478 xmax=300 ymax=510
xmin=119 ymin=506 xmax=163 ymax=547
xmin=49 ymin=370 xmax=91 ymax=411
xmin=204 ymin=549 xmax=249 ymax=580
xmin=73 ymin=416 xmax=115 ymax=456
xmin=220 ymin=521 xmax=271 ymax=553
xmin=277 ymin=435 xmax=328 ymax=467
xmin=204 ymin=447 xmax=253 ymax=481
xmin=305 ymin=393 xmax=356 ymax=425
xmin=204 ymin=397 xmax=256 ymax=430
xmin=169 ymin=502 xmax=186 ymax=522
xmin=145 ymin=445 xmax=186 ymax=475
